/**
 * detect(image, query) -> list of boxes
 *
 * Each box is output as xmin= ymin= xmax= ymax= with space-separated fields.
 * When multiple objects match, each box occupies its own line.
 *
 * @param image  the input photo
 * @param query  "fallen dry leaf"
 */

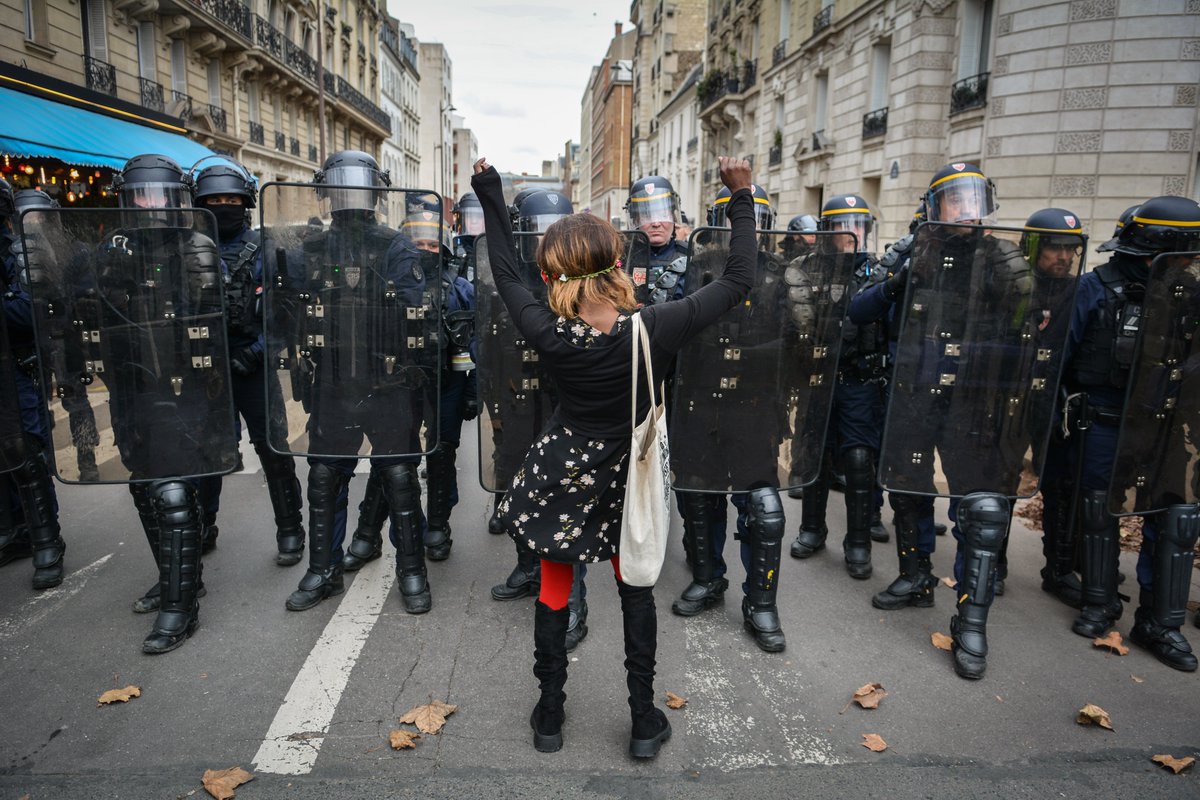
xmin=665 ymin=691 xmax=687 ymax=709
xmin=861 ymin=733 xmax=888 ymax=752
xmin=931 ymin=632 xmax=953 ymax=652
xmin=399 ymin=699 xmax=458 ymax=734
xmin=19 ymin=794 xmax=30 ymax=800
xmin=97 ymin=685 xmax=141 ymax=706
xmin=1092 ymin=631 xmax=1130 ymax=656
xmin=201 ymin=766 xmax=254 ymax=800
xmin=1152 ymin=754 xmax=1195 ymax=774
xmin=940 ymin=576 xmax=957 ymax=589
xmin=388 ymin=729 xmax=420 ymax=750
xmin=853 ymin=682 xmax=888 ymax=710
xmin=995 ymin=695 xmax=1004 ymax=703
xmin=1131 ymin=674 xmax=1145 ymax=684
xmin=1076 ymin=703 xmax=1114 ymax=732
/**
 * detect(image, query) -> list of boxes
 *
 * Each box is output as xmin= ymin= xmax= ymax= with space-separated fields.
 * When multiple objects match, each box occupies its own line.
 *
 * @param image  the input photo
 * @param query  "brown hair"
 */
xmin=536 ymin=213 xmax=638 ymax=318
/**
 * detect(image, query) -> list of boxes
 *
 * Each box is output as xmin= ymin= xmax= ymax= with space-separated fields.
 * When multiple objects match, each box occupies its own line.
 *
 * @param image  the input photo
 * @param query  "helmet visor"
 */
xmin=519 ymin=213 xmax=564 ymax=235
xmin=458 ymin=206 xmax=485 ymax=236
xmin=401 ymin=211 xmax=443 ymax=249
xmin=1030 ymin=233 xmax=1084 ymax=278
xmin=120 ymin=182 xmax=188 ymax=210
xmin=628 ymin=192 xmax=677 ymax=228
xmin=928 ymin=174 xmax=997 ymax=223
xmin=823 ymin=214 xmax=874 ymax=254
xmin=319 ymin=166 xmax=383 ymax=214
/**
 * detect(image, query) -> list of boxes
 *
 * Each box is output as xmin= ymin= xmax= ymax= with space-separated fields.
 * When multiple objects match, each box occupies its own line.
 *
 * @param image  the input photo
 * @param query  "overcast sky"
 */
xmin=386 ymin=1 xmax=635 ymax=175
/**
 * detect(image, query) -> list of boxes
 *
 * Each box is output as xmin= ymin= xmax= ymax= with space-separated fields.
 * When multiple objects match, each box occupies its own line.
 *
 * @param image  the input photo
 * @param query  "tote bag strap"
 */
xmin=630 ymin=312 xmax=659 ymax=462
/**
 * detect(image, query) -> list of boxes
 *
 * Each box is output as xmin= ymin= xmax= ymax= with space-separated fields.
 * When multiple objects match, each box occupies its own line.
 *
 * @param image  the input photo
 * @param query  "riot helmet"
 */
xmin=400 ymin=208 xmax=446 ymax=253
xmin=0 ymin=176 xmax=14 ymax=223
xmin=909 ymin=201 xmax=927 ymax=234
xmin=517 ymin=189 xmax=573 ymax=261
xmin=313 ymin=149 xmax=390 ymax=217
xmin=1022 ymin=207 xmax=1085 ymax=279
xmin=1096 ymin=204 xmax=1140 ymax=253
xmin=626 ymin=175 xmax=679 ymax=230
xmin=13 ymin=189 xmax=59 ymax=232
xmin=782 ymin=213 xmax=819 ymax=260
xmin=787 ymin=214 xmax=818 ymax=234
xmin=708 ymin=184 xmax=774 ymax=230
xmin=819 ymin=194 xmax=876 ymax=254
xmin=509 ymin=187 xmax=540 ymax=230
xmin=924 ymin=162 xmax=997 ymax=224
xmin=455 ymin=192 xmax=484 ymax=237
xmin=112 ymin=154 xmax=193 ymax=210
xmin=1113 ymin=195 xmax=1200 ymax=257
xmin=194 ymin=162 xmax=257 ymax=240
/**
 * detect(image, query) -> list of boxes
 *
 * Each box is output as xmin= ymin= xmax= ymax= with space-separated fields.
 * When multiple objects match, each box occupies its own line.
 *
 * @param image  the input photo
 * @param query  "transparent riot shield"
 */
xmin=19 ymin=206 xmax=238 ymax=483
xmin=260 ymin=183 xmax=442 ymax=459
xmin=620 ymin=230 xmax=655 ymax=305
xmin=0 ymin=302 xmax=28 ymax=473
xmin=669 ymin=228 xmax=856 ymax=493
xmin=474 ymin=231 xmax=558 ymax=492
xmin=1108 ymin=252 xmax=1200 ymax=515
xmin=878 ymin=222 xmax=1084 ymax=499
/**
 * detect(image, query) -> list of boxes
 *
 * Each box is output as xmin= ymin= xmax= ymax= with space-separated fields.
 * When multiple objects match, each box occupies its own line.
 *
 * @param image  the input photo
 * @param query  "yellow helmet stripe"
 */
xmin=930 ymin=171 xmax=985 ymax=190
xmin=1132 ymin=215 xmax=1200 ymax=228
xmin=1026 ymin=226 xmax=1083 ymax=234
xmin=821 ymin=207 xmax=872 ymax=216
xmin=628 ymin=193 xmax=672 ymax=203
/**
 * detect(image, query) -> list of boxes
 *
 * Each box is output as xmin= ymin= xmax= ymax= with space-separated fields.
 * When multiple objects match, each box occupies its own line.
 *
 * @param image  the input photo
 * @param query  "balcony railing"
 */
xmin=274 ymin=131 xmax=287 ymax=151
xmin=186 ymin=0 xmax=252 ymax=40
xmin=208 ymin=104 xmax=228 ymax=132
xmin=254 ymin=14 xmax=283 ymax=57
xmin=140 ymin=78 xmax=165 ymax=112
xmin=950 ymin=71 xmax=989 ymax=115
xmin=862 ymin=106 xmax=888 ymax=139
xmin=83 ymin=55 xmax=116 ymax=96
xmin=768 ymin=144 xmax=783 ymax=165
xmin=284 ymin=37 xmax=317 ymax=83
xmin=742 ymin=59 xmax=757 ymax=90
xmin=308 ymin=144 xmax=318 ymax=162
xmin=290 ymin=136 xmax=300 ymax=156
xmin=687 ymin=136 xmax=698 ymax=152
xmin=170 ymin=90 xmax=193 ymax=123
xmin=323 ymin=71 xmax=337 ymax=95
xmin=249 ymin=121 xmax=264 ymax=145
xmin=336 ymin=76 xmax=391 ymax=132
xmin=813 ymin=5 xmax=833 ymax=35
xmin=773 ymin=39 xmax=787 ymax=66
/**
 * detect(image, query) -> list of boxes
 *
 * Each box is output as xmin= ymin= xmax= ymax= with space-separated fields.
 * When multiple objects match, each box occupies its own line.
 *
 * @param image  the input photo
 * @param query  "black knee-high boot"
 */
xmin=617 ymin=580 xmax=671 ymax=758
xmin=531 ymin=599 xmax=569 ymax=753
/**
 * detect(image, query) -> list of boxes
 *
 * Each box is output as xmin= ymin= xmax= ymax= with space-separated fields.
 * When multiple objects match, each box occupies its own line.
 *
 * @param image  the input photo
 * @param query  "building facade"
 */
xmin=415 ymin=40 xmax=452 ymax=199
xmin=588 ymin=23 xmax=636 ymax=224
xmin=380 ymin=13 xmax=420 ymax=214
xmin=450 ymin=116 xmax=477 ymax=202
xmin=656 ymin=63 xmax=705 ymax=225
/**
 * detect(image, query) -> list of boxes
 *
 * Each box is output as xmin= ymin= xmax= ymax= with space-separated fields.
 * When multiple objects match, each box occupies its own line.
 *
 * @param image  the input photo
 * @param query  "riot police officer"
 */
xmin=1063 ymin=195 xmax=1200 ymax=671
xmin=625 ymin=176 xmax=689 ymax=296
xmin=454 ymin=191 xmax=484 ymax=262
xmin=790 ymin=194 xmax=886 ymax=580
xmin=191 ymin=161 xmax=306 ymax=567
xmin=781 ymin=213 xmax=818 ymax=263
xmin=1095 ymin=204 xmax=1140 ymax=253
xmin=0 ymin=178 xmax=65 ymax=590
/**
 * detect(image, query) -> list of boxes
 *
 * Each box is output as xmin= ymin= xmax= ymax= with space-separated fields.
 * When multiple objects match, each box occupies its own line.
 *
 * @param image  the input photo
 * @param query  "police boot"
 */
xmin=1128 ymin=506 xmax=1199 ymax=672
xmin=385 ymin=463 xmax=431 ymax=614
xmin=791 ymin=457 xmax=830 ymax=559
xmin=488 ymin=493 xmax=505 ymax=535
xmin=0 ymin=527 xmax=32 ymax=566
xmin=873 ymin=499 xmax=936 ymax=610
xmin=672 ymin=493 xmax=728 ymax=616
xmin=841 ymin=447 xmax=874 ymax=580
xmin=948 ymin=493 xmax=1009 ymax=680
xmin=142 ymin=482 xmax=202 ymax=654
xmin=742 ymin=487 xmax=787 ymax=652
xmin=492 ymin=540 xmax=541 ymax=600
xmin=530 ymin=600 xmax=569 ymax=753
xmin=565 ymin=566 xmax=588 ymax=652
xmin=1039 ymin=482 xmax=1082 ymax=608
xmin=870 ymin=506 xmax=890 ymax=543
xmin=16 ymin=452 xmax=65 ymax=590
xmin=286 ymin=463 xmax=347 ymax=611
xmin=255 ymin=443 xmax=305 ymax=567
xmin=619 ymin=580 xmax=671 ymax=758
xmin=1072 ymin=491 xmax=1123 ymax=638
xmin=424 ymin=442 xmax=456 ymax=561
xmin=343 ymin=467 xmax=387 ymax=571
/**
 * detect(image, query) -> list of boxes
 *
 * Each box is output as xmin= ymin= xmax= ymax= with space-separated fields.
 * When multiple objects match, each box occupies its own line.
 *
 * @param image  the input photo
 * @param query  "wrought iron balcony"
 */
xmin=862 ymin=106 xmax=888 ymax=139
xmin=140 ymin=78 xmax=165 ymax=112
xmin=254 ymin=15 xmax=282 ymax=57
xmin=768 ymin=144 xmax=782 ymax=165
xmin=773 ymin=40 xmax=787 ymax=66
xmin=950 ymin=71 xmax=989 ymax=115
xmin=687 ymin=136 xmax=698 ymax=152
xmin=284 ymin=37 xmax=317 ymax=83
xmin=813 ymin=5 xmax=833 ymax=35
xmin=208 ymin=104 xmax=228 ymax=132
xmin=336 ymin=76 xmax=391 ymax=133
xmin=83 ymin=55 xmax=116 ymax=96
xmin=186 ymin=0 xmax=252 ymax=40
xmin=290 ymin=136 xmax=300 ymax=156
xmin=249 ymin=120 xmax=264 ymax=145
xmin=323 ymin=71 xmax=337 ymax=95
xmin=274 ymin=131 xmax=286 ymax=151
xmin=170 ymin=90 xmax=193 ymax=122
xmin=308 ymin=144 xmax=318 ymax=162
xmin=742 ymin=59 xmax=757 ymax=90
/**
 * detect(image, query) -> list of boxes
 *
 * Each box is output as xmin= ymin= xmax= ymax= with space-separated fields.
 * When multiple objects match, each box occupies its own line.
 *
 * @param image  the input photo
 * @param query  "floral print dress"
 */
xmin=497 ymin=313 xmax=634 ymax=563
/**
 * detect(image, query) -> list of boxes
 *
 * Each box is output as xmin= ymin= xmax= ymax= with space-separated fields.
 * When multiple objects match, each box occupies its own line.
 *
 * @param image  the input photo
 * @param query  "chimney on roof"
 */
xmin=615 ymin=21 xmax=623 ymax=37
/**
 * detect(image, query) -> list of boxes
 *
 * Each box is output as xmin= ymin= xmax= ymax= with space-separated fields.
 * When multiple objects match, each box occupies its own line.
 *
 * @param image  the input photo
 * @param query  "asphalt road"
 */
xmin=0 ymin=421 xmax=1197 ymax=799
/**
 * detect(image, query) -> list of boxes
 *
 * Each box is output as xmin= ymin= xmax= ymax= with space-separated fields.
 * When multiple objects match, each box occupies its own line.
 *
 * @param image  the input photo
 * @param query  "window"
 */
xmin=207 ymin=58 xmax=222 ymax=106
xmin=779 ymin=0 xmax=791 ymax=41
xmin=959 ymin=0 xmax=994 ymax=79
xmin=137 ymin=21 xmax=156 ymax=81
xmin=170 ymin=39 xmax=188 ymax=96
xmin=80 ymin=0 xmax=108 ymax=61
xmin=813 ymin=72 xmax=828 ymax=136
xmin=774 ymin=96 xmax=785 ymax=132
xmin=23 ymin=0 xmax=48 ymax=43
xmin=247 ymin=81 xmax=260 ymax=124
xmin=869 ymin=42 xmax=890 ymax=111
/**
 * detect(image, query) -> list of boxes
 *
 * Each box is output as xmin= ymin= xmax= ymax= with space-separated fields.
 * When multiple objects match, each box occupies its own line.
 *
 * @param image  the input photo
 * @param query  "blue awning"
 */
xmin=0 ymin=85 xmax=215 ymax=170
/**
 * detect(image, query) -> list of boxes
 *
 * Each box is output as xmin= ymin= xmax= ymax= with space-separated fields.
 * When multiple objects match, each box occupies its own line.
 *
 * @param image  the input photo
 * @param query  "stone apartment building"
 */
xmin=1 ymin=0 xmax=391 ymax=196
xmin=687 ymin=0 xmax=1200 ymax=244
xmin=586 ymin=22 xmax=637 ymax=224
xmin=415 ymin=40 xmax=453 ymax=200
xmin=380 ymin=14 xmax=421 ymax=219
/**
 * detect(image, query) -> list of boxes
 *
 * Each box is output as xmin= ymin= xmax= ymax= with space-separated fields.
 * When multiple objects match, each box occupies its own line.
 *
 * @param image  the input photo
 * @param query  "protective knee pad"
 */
xmin=254 ymin=442 xmax=298 ymax=483
xmin=1151 ymin=505 xmax=1200 ymax=628
xmin=380 ymin=463 xmax=422 ymax=561
xmin=152 ymin=481 xmax=198 ymax=530
xmin=357 ymin=467 xmax=390 ymax=532
xmin=306 ymin=461 xmax=350 ymax=570
xmin=745 ymin=487 xmax=784 ymax=599
xmin=679 ymin=491 xmax=715 ymax=581
xmin=746 ymin=487 xmax=785 ymax=546
xmin=150 ymin=480 xmax=202 ymax=606
xmin=1078 ymin=489 xmax=1119 ymax=607
xmin=843 ymin=447 xmax=875 ymax=536
xmin=956 ymin=492 xmax=1009 ymax=605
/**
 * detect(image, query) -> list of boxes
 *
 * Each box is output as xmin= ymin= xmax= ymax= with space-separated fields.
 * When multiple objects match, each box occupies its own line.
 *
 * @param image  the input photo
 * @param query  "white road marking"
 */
xmin=0 ymin=554 xmax=114 ymax=642
xmin=251 ymin=556 xmax=395 ymax=775
xmin=683 ymin=610 xmax=841 ymax=769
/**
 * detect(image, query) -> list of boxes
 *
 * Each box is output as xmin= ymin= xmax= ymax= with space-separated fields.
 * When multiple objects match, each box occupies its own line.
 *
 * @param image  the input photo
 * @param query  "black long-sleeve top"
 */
xmin=471 ymin=166 xmax=756 ymax=439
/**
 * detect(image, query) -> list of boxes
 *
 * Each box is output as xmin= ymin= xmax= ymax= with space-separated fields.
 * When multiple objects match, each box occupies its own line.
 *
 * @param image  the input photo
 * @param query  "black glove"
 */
xmin=883 ymin=261 xmax=909 ymax=302
xmin=229 ymin=345 xmax=263 ymax=376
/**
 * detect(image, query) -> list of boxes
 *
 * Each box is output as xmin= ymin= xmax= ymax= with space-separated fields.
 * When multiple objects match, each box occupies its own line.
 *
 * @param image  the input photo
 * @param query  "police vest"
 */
xmin=1066 ymin=260 xmax=1141 ymax=391
xmin=221 ymin=228 xmax=260 ymax=341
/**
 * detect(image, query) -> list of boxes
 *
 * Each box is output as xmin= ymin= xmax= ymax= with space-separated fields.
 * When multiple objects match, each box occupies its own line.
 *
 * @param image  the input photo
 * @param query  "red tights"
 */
xmin=538 ymin=557 xmax=622 ymax=610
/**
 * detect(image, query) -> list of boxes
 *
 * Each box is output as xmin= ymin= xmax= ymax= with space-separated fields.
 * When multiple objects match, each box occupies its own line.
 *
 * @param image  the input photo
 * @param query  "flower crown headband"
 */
xmin=541 ymin=258 xmax=622 ymax=284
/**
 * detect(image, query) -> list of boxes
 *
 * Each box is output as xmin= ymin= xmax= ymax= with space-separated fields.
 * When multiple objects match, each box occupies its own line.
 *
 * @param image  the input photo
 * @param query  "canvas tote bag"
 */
xmin=618 ymin=311 xmax=671 ymax=586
